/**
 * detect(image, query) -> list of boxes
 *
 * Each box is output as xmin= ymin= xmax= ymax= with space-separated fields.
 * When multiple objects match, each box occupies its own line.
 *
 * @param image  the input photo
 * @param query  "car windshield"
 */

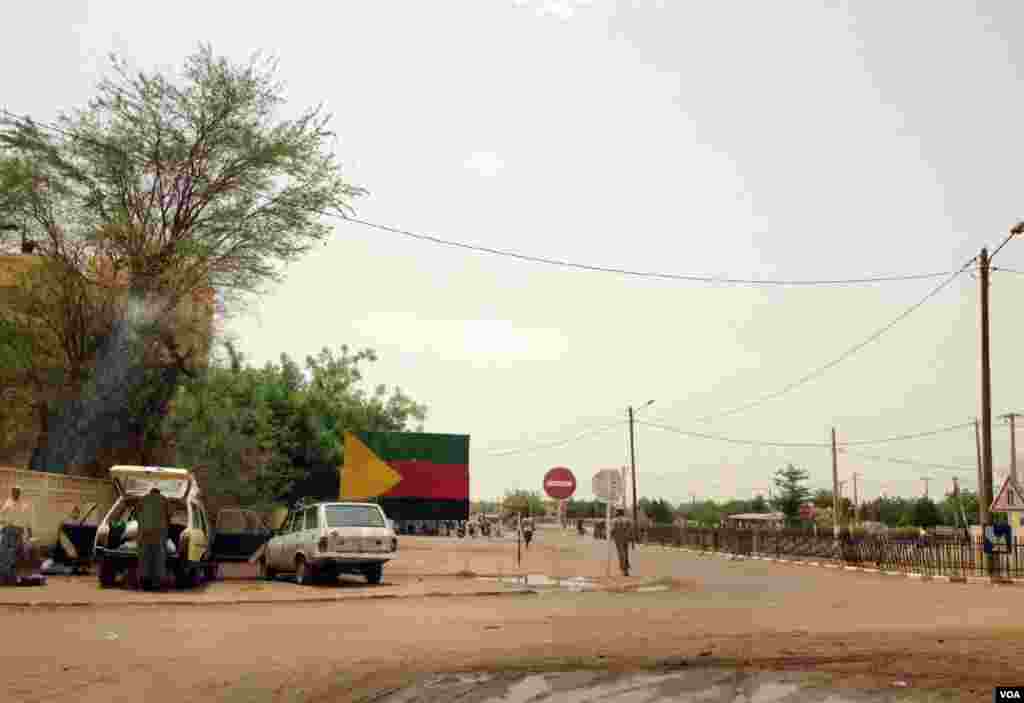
xmin=324 ymin=505 xmax=386 ymax=528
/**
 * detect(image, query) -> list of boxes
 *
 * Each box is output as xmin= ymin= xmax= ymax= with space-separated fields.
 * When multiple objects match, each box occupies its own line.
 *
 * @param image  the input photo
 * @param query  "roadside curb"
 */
xmin=660 ymin=545 xmax=1023 ymax=587
xmin=0 ymin=588 xmax=540 ymax=609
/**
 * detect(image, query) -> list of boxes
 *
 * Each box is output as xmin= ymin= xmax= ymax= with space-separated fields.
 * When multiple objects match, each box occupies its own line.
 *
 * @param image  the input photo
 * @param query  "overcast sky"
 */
xmin=6 ymin=1 xmax=1024 ymax=504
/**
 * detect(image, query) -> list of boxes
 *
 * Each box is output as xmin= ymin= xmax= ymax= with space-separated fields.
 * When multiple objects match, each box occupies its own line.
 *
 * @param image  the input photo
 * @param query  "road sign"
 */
xmin=799 ymin=503 xmax=816 ymax=520
xmin=592 ymin=469 xmax=623 ymax=502
xmin=543 ymin=467 xmax=577 ymax=500
xmin=991 ymin=475 xmax=1024 ymax=512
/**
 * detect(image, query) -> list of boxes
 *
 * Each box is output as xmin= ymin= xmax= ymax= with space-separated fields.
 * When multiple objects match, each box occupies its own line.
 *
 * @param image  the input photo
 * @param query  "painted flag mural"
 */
xmin=341 ymin=431 xmax=470 ymax=521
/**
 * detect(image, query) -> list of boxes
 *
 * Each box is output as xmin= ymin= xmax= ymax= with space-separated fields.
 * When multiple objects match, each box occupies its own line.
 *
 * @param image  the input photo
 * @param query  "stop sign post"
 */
xmin=544 ymin=467 xmax=577 ymax=500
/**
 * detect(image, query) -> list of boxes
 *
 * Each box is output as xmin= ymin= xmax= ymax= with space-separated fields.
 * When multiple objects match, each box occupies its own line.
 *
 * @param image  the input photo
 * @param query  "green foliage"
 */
xmin=911 ymin=497 xmax=943 ymax=529
xmin=643 ymin=497 xmax=675 ymax=525
xmin=0 ymin=45 xmax=367 ymax=469
xmin=163 ymin=343 xmax=427 ymax=509
xmin=0 ymin=44 xmax=365 ymax=299
xmin=771 ymin=464 xmax=811 ymax=527
xmin=503 ymin=489 xmax=545 ymax=517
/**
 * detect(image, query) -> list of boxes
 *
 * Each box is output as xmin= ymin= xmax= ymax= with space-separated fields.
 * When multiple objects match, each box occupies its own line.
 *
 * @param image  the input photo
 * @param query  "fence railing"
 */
xmin=643 ymin=525 xmax=1024 ymax=579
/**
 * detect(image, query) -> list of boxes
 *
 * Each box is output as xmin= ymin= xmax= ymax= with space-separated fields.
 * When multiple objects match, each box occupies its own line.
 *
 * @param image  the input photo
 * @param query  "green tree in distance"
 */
xmin=503 ymin=489 xmax=545 ymax=517
xmin=772 ymin=464 xmax=811 ymax=527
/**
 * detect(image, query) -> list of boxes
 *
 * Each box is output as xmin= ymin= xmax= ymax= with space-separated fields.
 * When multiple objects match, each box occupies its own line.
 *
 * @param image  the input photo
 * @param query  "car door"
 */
xmin=283 ymin=511 xmax=304 ymax=569
xmin=301 ymin=507 xmax=319 ymax=559
xmin=268 ymin=512 xmax=293 ymax=570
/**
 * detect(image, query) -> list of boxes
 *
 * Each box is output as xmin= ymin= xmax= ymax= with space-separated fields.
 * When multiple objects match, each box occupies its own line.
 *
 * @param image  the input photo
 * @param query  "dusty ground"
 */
xmin=3 ymin=527 xmax=1021 ymax=702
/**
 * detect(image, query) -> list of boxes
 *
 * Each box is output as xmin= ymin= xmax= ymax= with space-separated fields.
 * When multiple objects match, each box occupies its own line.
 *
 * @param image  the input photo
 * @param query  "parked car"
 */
xmin=93 ymin=466 xmax=260 ymax=588
xmin=258 ymin=502 xmax=397 ymax=585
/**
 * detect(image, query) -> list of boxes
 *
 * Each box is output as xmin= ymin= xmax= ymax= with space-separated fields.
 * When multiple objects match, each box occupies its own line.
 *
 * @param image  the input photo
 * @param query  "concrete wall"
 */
xmin=0 ymin=467 xmax=116 ymax=546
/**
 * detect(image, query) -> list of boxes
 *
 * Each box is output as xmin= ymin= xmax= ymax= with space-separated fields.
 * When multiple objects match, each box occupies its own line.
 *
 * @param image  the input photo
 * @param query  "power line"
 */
xmin=838 ymin=421 xmax=976 ymax=446
xmin=0 ymin=108 xmax=967 ymax=289
xmin=839 ymin=448 xmax=976 ymax=473
xmin=637 ymin=420 xmax=831 ymax=448
xmin=343 ymin=217 xmax=960 ymax=287
xmin=636 ymin=418 xmax=977 ymax=450
xmin=478 ymin=420 xmax=625 ymax=457
xmin=686 ymin=259 xmax=976 ymax=423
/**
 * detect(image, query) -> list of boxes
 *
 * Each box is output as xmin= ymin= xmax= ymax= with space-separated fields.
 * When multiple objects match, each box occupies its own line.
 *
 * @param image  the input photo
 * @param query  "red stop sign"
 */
xmin=799 ymin=503 xmax=816 ymax=519
xmin=543 ymin=467 xmax=576 ymax=500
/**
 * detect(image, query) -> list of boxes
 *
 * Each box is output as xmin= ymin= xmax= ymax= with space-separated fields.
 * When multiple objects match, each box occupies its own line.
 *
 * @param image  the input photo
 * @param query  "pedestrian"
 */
xmin=522 ymin=517 xmax=534 ymax=549
xmin=138 ymin=487 xmax=169 ymax=591
xmin=611 ymin=508 xmax=632 ymax=576
xmin=1 ymin=486 xmax=34 ymax=583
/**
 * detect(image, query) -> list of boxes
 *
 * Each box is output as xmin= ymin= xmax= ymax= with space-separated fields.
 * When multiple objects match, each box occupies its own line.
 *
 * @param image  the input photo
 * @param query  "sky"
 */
xmin=4 ymin=0 xmax=1024 ymax=505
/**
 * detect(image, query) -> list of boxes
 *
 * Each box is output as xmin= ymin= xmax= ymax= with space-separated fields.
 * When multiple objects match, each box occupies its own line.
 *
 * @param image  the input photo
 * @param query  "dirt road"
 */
xmin=4 ymin=527 xmax=1021 ymax=702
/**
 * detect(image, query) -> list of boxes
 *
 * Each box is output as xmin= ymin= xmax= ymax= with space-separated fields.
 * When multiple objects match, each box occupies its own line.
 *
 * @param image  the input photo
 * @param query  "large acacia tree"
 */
xmin=0 ymin=45 xmax=365 ymax=472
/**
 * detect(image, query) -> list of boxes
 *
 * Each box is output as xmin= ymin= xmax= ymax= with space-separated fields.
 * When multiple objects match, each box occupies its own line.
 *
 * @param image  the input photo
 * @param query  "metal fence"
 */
xmin=644 ymin=525 xmax=1024 ymax=579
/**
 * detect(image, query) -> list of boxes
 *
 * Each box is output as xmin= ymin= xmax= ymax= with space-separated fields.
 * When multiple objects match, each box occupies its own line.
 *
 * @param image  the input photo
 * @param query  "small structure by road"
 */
xmin=722 ymin=512 xmax=784 ymax=530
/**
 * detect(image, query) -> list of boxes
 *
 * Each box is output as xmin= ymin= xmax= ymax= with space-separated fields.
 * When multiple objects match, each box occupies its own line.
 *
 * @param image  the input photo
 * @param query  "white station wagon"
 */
xmin=258 ymin=502 xmax=398 ymax=585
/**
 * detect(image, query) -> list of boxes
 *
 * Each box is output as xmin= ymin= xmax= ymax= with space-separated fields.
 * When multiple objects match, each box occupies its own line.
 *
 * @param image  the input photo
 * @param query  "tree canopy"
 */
xmin=0 ymin=45 xmax=366 ymax=472
xmin=772 ymin=464 xmax=811 ymax=527
xmin=163 ymin=342 xmax=426 ymax=512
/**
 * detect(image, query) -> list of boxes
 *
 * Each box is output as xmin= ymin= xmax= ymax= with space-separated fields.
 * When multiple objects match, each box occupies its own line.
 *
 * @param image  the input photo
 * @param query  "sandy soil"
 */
xmin=3 ymin=528 xmax=1020 ymax=702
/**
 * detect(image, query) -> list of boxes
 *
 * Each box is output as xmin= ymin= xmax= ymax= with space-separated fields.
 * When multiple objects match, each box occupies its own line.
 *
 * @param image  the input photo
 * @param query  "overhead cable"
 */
xmin=636 ymin=419 xmax=978 ymax=450
xmin=838 ymin=448 xmax=977 ymax=473
xmin=0 ymin=108 xmax=967 ymax=289
xmin=687 ymin=259 xmax=976 ymax=423
xmin=479 ymin=420 xmax=626 ymax=457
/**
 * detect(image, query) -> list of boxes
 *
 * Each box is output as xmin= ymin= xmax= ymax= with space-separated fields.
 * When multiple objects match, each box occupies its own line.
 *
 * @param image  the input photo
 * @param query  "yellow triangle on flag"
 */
xmin=341 ymin=431 xmax=403 ymax=499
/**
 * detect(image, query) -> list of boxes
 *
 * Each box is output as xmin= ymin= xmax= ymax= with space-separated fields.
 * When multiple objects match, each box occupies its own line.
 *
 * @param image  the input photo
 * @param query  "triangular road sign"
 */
xmin=340 ymin=431 xmax=403 ymax=500
xmin=991 ymin=475 xmax=1024 ymax=512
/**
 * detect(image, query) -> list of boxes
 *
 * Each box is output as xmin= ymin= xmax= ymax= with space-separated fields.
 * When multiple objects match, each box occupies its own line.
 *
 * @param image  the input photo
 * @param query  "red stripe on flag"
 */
xmin=383 ymin=461 xmax=469 ymax=501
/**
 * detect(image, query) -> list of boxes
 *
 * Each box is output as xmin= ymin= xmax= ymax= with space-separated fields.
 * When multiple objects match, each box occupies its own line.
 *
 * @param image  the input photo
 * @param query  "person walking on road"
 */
xmin=138 ymin=487 xmax=169 ymax=591
xmin=611 ymin=508 xmax=632 ymax=576
xmin=522 ymin=517 xmax=534 ymax=549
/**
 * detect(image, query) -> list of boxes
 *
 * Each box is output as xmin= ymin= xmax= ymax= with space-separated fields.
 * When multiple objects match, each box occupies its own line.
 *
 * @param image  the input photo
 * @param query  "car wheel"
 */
xmin=364 ymin=564 xmax=383 ymax=585
xmin=315 ymin=566 xmax=337 ymax=585
xmin=258 ymin=557 xmax=276 ymax=581
xmin=98 ymin=559 xmax=116 ymax=588
xmin=295 ymin=556 xmax=314 ymax=586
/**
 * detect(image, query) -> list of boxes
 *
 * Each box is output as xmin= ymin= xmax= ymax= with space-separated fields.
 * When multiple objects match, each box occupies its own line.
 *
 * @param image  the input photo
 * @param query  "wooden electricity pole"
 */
xmin=980 ymin=247 xmax=995 ymax=574
xmin=1001 ymin=413 xmax=1021 ymax=483
xmin=831 ymin=428 xmax=841 ymax=538
xmin=921 ymin=476 xmax=932 ymax=499
xmin=976 ymin=418 xmax=988 ymax=529
xmin=851 ymin=472 xmax=860 ymax=526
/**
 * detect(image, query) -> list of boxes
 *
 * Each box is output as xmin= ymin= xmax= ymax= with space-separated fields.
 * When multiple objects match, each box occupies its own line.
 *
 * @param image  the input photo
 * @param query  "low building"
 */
xmin=722 ymin=512 xmax=785 ymax=530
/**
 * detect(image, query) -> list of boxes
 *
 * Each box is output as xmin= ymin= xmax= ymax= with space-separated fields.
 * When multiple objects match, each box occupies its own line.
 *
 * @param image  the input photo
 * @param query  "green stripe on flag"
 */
xmin=356 ymin=432 xmax=470 ymax=465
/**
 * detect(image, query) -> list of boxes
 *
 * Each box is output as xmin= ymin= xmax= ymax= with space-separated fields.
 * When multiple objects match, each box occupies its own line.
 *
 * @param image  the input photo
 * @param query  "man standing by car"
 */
xmin=138 ymin=487 xmax=169 ymax=591
xmin=1 ymin=486 xmax=34 ymax=582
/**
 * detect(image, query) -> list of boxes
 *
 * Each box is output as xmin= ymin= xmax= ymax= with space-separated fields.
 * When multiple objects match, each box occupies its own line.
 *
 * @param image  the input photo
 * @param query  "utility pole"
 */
xmin=627 ymin=400 xmax=654 ymax=551
xmin=921 ymin=477 xmax=932 ymax=499
xmin=1001 ymin=413 xmax=1021 ymax=482
xmin=831 ymin=428 xmax=841 ymax=538
xmin=976 ymin=418 xmax=988 ymax=529
xmin=851 ymin=472 xmax=860 ymax=526
xmin=628 ymin=406 xmax=637 ymax=550
xmin=980 ymin=246 xmax=996 ymax=574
